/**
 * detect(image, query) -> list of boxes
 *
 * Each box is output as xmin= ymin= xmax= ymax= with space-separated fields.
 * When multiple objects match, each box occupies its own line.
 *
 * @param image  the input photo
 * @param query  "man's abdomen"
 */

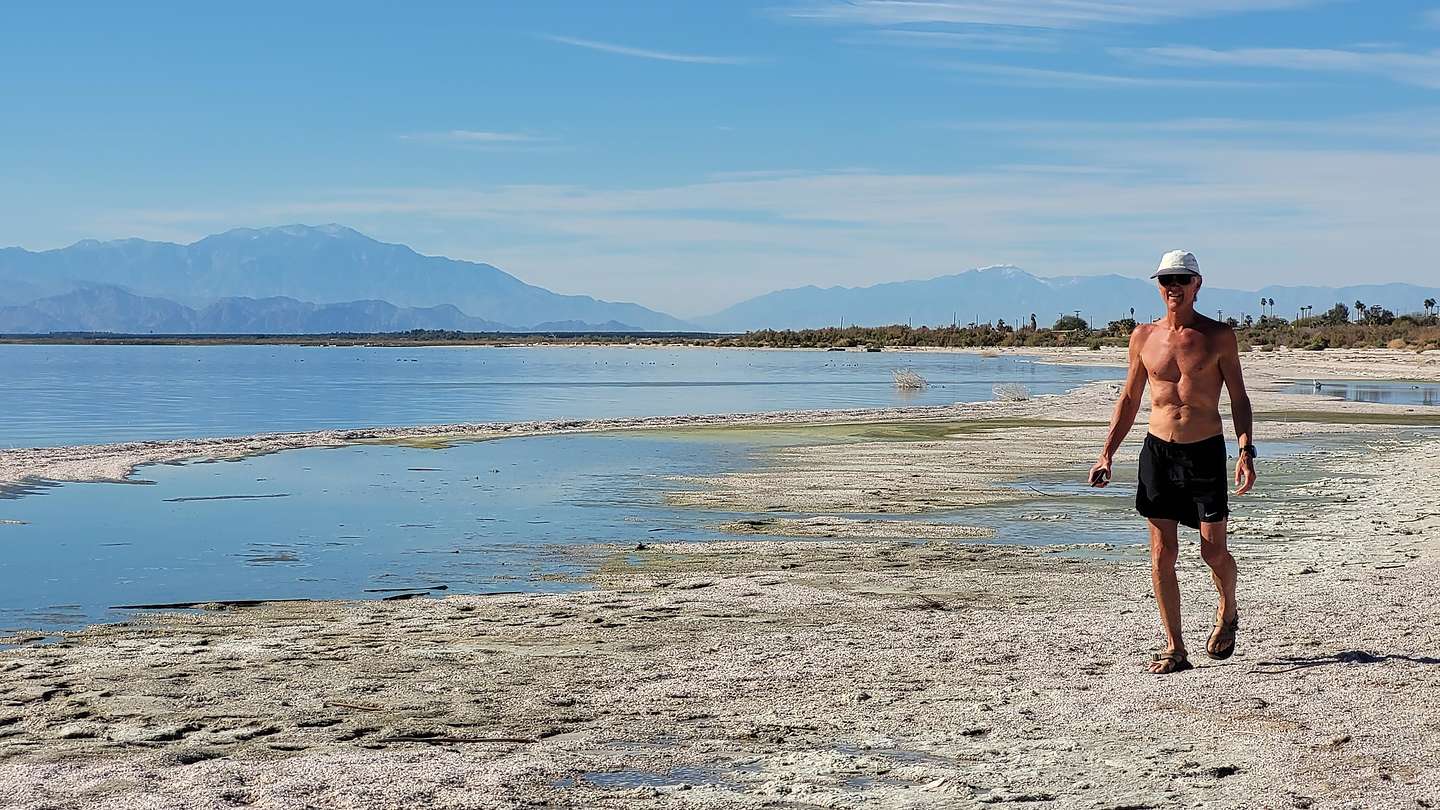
xmin=1147 ymin=401 xmax=1224 ymax=444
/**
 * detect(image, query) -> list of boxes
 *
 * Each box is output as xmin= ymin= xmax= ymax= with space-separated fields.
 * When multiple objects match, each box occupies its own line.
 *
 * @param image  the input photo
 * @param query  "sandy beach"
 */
xmin=3 ymin=347 xmax=1439 ymax=808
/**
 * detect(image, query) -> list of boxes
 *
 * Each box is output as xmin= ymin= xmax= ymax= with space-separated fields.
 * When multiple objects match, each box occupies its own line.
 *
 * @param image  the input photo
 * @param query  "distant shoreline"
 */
xmin=4 ymin=315 xmax=1437 ymax=352
xmin=0 ymin=331 xmax=732 ymax=347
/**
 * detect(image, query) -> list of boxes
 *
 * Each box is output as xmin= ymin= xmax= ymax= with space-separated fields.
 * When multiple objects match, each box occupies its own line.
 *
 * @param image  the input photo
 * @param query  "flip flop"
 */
xmin=1207 ymin=615 xmax=1239 ymax=660
xmin=1149 ymin=650 xmax=1194 ymax=674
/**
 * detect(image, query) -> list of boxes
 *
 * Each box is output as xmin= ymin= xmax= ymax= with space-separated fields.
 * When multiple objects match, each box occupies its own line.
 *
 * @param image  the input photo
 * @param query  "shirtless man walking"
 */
xmin=1089 ymin=250 xmax=1257 ymax=674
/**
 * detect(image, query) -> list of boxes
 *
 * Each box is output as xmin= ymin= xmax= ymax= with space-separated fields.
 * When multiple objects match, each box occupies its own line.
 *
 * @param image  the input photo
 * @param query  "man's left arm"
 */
xmin=1218 ymin=328 xmax=1256 ymax=495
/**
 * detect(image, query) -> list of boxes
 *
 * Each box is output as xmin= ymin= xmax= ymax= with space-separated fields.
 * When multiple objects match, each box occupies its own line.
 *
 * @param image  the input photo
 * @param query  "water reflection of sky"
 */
xmin=0 ymin=424 xmax=1149 ymax=634
xmin=1283 ymin=379 xmax=1440 ymax=406
xmin=0 ymin=345 xmax=1124 ymax=448
xmin=0 ymin=423 xmax=1375 ymax=635
xmin=0 ymin=434 xmax=759 ymax=632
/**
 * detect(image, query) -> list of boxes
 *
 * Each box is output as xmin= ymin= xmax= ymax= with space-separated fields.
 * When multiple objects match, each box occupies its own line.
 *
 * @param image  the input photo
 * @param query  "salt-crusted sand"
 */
xmin=2 ymin=348 xmax=1439 ymax=808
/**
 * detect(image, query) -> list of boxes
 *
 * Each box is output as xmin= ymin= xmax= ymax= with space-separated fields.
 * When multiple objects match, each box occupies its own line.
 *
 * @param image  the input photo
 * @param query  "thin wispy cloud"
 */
xmin=784 ymin=0 xmax=1322 ymax=29
xmin=542 ymin=34 xmax=758 ymax=65
xmin=944 ymin=63 xmax=1276 ymax=89
xmin=853 ymin=28 xmax=1059 ymax=52
xmin=1121 ymin=46 xmax=1440 ymax=89
xmin=945 ymin=112 xmax=1440 ymax=153
xmin=948 ymin=117 xmax=1275 ymax=134
xmin=399 ymin=130 xmax=551 ymax=144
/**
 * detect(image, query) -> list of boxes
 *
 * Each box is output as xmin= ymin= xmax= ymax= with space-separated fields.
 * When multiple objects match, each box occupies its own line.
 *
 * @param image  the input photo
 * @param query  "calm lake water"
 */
xmin=0 ymin=344 xmax=1134 ymax=634
xmin=0 ymin=423 xmax=1336 ymax=635
xmin=1281 ymin=379 xmax=1440 ymax=407
xmin=0 ymin=345 xmax=1122 ymax=448
xmin=0 ymin=429 xmax=1128 ymax=634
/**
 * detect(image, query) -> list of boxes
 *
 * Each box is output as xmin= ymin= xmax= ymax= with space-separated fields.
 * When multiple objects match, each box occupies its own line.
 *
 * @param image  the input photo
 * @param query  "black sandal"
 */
xmin=1149 ymin=650 xmax=1194 ymax=674
xmin=1207 ymin=615 xmax=1239 ymax=660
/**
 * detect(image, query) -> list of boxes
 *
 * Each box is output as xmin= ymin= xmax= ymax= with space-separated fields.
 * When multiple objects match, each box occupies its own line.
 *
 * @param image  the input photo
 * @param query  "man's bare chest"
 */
xmin=1141 ymin=331 xmax=1216 ymax=384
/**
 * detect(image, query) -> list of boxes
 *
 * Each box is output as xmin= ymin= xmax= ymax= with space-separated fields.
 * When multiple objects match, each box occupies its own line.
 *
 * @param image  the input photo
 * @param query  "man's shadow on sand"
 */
xmin=1254 ymin=650 xmax=1440 ymax=674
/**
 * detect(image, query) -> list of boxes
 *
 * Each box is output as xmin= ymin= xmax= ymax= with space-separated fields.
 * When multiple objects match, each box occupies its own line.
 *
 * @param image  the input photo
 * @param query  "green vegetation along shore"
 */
xmin=719 ymin=313 xmax=1440 ymax=352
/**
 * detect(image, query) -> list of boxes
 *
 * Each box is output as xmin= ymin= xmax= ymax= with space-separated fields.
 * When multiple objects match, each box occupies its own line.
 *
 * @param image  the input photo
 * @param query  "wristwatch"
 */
xmin=1239 ymin=444 xmax=1258 ymax=459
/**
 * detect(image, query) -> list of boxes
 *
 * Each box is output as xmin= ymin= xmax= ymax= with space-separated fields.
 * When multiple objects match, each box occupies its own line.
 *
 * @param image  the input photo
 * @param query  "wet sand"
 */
xmin=2 ymin=348 xmax=1440 ymax=808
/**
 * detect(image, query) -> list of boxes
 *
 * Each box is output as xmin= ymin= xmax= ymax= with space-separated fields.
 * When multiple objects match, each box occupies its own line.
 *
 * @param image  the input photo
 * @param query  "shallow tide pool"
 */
xmin=1280 ymin=379 xmax=1440 ymax=406
xmin=0 ymin=424 xmax=1164 ymax=635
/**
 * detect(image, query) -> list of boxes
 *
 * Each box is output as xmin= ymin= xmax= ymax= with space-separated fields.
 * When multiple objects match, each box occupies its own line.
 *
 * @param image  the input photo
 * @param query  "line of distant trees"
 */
xmin=719 ymin=303 xmax=1440 ymax=352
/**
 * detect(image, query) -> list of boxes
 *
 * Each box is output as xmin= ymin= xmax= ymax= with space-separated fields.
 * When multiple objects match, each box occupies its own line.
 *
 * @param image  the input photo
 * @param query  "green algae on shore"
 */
xmin=1257 ymin=409 xmax=1440 ymax=426
xmin=647 ymin=417 xmax=1108 ymax=445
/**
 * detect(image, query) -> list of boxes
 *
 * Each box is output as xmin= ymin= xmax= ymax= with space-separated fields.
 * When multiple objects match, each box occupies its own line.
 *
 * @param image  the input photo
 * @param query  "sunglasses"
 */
xmin=1157 ymin=274 xmax=1195 ymax=287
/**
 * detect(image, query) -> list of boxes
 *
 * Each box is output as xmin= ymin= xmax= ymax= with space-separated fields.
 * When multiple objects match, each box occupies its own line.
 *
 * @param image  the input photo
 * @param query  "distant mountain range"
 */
xmin=0 ymin=225 xmax=692 ymax=334
xmin=4 ymin=226 xmax=1437 ymax=334
xmin=696 ymin=266 xmax=1440 ymax=331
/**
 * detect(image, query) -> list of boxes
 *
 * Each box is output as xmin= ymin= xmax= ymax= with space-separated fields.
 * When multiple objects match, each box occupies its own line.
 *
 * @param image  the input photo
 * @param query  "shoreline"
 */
xmin=3 ymin=420 xmax=1438 ymax=806
xmin=4 ymin=347 xmax=1439 ymax=491
xmin=0 ymin=392 xmax=1110 ymax=491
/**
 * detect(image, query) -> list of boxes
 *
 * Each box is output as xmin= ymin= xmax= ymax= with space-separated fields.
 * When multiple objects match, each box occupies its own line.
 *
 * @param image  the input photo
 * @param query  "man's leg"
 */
xmin=1199 ymin=519 xmax=1239 ymax=627
xmin=1147 ymin=518 xmax=1184 ymax=673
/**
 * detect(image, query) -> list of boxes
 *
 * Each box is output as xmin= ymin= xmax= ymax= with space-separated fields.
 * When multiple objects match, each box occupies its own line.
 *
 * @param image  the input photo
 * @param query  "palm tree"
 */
xmin=1259 ymin=297 xmax=1266 ymax=317
xmin=1425 ymin=298 xmax=1436 ymax=317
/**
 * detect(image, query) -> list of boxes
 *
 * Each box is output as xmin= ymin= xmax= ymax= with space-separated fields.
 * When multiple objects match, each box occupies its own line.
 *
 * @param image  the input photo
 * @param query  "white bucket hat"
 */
xmin=1150 ymin=250 xmax=1200 ymax=278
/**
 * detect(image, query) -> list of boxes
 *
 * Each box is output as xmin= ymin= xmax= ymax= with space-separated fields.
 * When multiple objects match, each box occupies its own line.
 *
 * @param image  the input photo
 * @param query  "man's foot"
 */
xmin=1207 ymin=613 xmax=1239 ymax=660
xmin=1148 ymin=649 xmax=1194 ymax=674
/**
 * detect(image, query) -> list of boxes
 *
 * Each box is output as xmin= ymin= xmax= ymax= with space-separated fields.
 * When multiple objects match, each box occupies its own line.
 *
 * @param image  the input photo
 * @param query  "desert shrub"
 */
xmin=892 ymin=369 xmax=928 ymax=389
xmin=993 ymin=383 xmax=1031 ymax=401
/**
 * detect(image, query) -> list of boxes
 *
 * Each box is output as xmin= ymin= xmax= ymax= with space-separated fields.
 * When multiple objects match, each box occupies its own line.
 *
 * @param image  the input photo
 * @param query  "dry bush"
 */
xmin=892 ymin=369 xmax=928 ymax=389
xmin=992 ymin=383 xmax=1031 ymax=401
xmin=1387 ymin=338 xmax=1408 ymax=350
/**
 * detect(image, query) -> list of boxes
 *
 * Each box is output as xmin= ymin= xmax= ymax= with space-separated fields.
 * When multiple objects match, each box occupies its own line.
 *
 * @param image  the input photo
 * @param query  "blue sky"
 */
xmin=4 ymin=1 xmax=1439 ymax=314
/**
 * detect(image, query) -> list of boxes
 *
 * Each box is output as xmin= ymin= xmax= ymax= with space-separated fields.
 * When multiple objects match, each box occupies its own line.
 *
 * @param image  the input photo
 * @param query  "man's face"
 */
xmin=1156 ymin=274 xmax=1200 ymax=310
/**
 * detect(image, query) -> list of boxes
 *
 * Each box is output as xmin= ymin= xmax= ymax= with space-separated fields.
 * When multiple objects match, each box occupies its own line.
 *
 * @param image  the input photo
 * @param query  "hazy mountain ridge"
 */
xmin=0 ymin=225 xmax=692 ymax=332
xmin=698 ymin=266 xmax=1440 ymax=331
xmin=6 ymin=228 xmax=1437 ymax=335
xmin=0 ymin=285 xmax=638 ymax=334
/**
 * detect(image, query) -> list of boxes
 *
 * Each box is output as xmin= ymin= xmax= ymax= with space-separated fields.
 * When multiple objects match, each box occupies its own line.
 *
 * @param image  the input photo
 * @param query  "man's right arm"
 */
xmin=1090 ymin=328 xmax=1148 ymax=485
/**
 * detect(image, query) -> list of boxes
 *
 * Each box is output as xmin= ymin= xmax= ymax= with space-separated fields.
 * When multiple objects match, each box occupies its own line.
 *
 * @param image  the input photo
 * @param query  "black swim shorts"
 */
xmin=1136 ymin=433 xmax=1229 ymax=529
